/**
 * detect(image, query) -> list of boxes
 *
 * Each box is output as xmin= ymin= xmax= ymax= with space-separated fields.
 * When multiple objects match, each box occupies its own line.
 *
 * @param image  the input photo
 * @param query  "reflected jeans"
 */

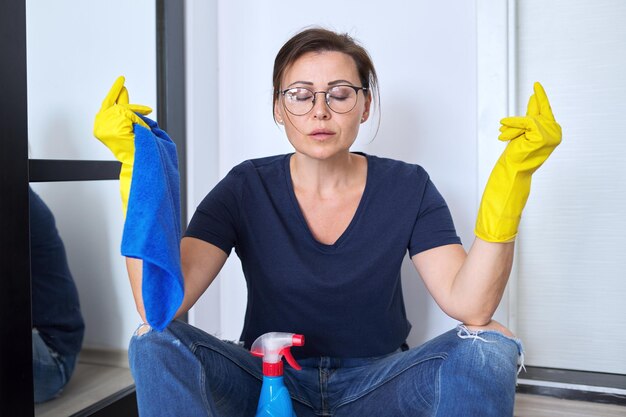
xmin=129 ymin=320 xmax=523 ymax=416
xmin=32 ymin=329 xmax=77 ymax=403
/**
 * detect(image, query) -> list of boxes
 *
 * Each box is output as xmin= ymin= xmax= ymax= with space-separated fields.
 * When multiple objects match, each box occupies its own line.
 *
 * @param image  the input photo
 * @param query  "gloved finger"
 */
xmin=119 ymin=85 xmax=152 ymax=115
xmin=99 ymin=76 xmax=125 ymax=112
xmin=119 ymin=86 xmax=130 ymax=105
xmin=119 ymin=87 xmax=152 ymax=115
xmin=118 ymin=104 xmax=151 ymax=129
xmin=498 ymin=127 xmax=525 ymax=142
xmin=526 ymin=93 xmax=539 ymax=117
xmin=499 ymin=124 xmax=521 ymax=133
xmin=500 ymin=116 xmax=534 ymax=130
xmin=126 ymin=104 xmax=153 ymax=115
xmin=533 ymin=81 xmax=555 ymax=120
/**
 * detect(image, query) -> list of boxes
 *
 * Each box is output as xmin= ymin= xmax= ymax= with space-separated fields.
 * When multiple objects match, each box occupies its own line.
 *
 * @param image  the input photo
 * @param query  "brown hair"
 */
xmin=272 ymin=27 xmax=379 ymax=122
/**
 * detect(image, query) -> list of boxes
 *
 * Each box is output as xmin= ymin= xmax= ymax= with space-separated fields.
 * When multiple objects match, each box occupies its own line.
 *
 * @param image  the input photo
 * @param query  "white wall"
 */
xmin=27 ymin=0 xmax=156 ymax=350
xmin=188 ymin=0 xmax=492 ymax=346
xmin=185 ymin=0 xmax=221 ymax=331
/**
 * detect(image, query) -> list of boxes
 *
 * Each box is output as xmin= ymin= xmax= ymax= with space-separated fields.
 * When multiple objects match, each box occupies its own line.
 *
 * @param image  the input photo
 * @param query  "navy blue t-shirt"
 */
xmin=30 ymin=188 xmax=85 ymax=357
xmin=185 ymin=153 xmax=461 ymax=358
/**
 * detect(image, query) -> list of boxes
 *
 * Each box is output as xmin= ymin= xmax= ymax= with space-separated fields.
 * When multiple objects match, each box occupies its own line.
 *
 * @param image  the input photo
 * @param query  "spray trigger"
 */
xmin=280 ymin=347 xmax=301 ymax=371
xmin=251 ymin=332 xmax=305 ymax=377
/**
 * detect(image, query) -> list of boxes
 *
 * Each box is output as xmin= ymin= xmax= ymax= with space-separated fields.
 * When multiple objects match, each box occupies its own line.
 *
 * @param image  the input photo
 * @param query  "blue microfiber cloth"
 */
xmin=121 ymin=115 xmax=183 ymax=331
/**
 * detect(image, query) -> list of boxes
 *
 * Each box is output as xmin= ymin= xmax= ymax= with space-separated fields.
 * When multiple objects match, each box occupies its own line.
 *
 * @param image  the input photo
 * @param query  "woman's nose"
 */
xmin=312 ymin=92 xmax=331 ymax=119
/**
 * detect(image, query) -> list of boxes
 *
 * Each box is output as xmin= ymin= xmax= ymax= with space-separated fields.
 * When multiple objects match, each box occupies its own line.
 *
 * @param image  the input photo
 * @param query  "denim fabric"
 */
xmin=32 ymin=329 xmax=76 ymax=403
xmin=129 ymin=321 xmax=522 ymax=417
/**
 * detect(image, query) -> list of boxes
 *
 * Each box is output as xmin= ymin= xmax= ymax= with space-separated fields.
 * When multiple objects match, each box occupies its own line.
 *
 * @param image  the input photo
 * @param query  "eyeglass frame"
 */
xmin=278 ymin=85 xmax=369 ymax=116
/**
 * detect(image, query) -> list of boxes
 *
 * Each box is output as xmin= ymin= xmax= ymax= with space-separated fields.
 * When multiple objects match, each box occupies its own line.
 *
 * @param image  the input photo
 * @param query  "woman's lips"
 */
xmin=309 ymin=129 xmax=336 ymax=141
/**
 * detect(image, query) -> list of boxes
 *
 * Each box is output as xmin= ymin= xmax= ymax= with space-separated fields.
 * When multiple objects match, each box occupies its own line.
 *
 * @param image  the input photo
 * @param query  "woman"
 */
xmin=96 ymin=28 xmax=560 ymax=416
xmin=30 ymin=187 xmax=84 ymax=403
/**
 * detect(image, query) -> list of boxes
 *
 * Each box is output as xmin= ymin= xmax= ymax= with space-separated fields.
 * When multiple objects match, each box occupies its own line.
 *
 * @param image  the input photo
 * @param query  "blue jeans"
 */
xmin=129 ymin=321 xmax=523 ymax=416
xmin=32 ymin=329 xmax=77 ymax=403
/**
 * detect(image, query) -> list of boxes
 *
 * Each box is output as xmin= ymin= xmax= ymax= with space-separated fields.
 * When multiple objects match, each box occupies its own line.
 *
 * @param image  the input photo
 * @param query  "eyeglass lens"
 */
xmin=283 ymin=86 xmax=359 ymax=115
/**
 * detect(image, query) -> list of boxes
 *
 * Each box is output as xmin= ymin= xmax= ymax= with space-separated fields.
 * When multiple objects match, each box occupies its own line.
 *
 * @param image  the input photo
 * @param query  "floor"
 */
xmin=34 ymin=362 xmax=133 ymax=417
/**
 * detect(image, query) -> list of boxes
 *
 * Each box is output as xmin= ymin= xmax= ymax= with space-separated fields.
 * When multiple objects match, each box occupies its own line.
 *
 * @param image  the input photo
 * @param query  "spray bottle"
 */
xmin=250 ymin=332 xmax=305 ymax=417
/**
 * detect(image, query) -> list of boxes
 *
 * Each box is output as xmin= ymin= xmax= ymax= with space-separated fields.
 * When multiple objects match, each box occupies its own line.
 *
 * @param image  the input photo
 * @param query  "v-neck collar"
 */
xmin=283 ymin=152 xmax=372 ymax=250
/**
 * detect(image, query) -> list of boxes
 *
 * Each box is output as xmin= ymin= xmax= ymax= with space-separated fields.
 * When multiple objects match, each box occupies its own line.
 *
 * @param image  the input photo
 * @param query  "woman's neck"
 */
xmin=290 ymin=151 xmax=366 ymax=197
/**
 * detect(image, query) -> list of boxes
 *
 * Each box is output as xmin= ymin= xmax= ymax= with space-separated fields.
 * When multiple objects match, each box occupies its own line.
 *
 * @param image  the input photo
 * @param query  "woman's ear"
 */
xmin=361 ymin=94 xmax=372 ymax=123
xmin=274 ymin=102 xmax=284 ymax=124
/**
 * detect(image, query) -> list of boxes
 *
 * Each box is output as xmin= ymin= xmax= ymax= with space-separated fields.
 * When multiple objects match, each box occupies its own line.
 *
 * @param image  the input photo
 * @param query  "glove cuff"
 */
xmin=475 ymin=162 xmax=532 ymax=242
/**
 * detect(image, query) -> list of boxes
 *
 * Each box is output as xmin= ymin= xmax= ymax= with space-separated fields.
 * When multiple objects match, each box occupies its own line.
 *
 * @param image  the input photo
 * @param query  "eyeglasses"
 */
xmin=279 ymin=85 xmax=368 ymax=116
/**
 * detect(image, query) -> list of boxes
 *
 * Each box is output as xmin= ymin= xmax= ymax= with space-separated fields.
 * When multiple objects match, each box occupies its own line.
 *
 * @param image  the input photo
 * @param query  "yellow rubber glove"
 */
xmin=475 ymin=82 xmax=562 ymax=242
xmin=93 ymin=76 xmax=152 ymax=217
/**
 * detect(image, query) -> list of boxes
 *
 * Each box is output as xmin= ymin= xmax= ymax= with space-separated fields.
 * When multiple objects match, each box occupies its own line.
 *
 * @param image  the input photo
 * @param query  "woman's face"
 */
xmin=275 ymin=51 xmax=371 ymax=161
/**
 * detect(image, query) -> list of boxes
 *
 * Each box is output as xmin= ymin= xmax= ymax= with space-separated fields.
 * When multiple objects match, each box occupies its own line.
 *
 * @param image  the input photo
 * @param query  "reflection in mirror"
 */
xmin=29 ymin=186 xmax=84 ymax=404
xmin=31 ymin=181 xmax=136 ymax=417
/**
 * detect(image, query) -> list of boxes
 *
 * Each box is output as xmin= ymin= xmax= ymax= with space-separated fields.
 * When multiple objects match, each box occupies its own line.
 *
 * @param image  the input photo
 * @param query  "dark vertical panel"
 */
xmin=156 ymin=0 xmax=187 ymax=325
xmin=156 ymin=0 xmax=187 ymax=227
xmin=0 ymin=0 xmax=34 ymax=415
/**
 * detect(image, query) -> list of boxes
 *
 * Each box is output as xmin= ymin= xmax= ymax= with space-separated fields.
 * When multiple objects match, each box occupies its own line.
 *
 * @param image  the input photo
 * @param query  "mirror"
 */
xmin=26 ymin=0 xmax=156 ymax=414
xmin=30 ymin=181 xmax=136 ymax=415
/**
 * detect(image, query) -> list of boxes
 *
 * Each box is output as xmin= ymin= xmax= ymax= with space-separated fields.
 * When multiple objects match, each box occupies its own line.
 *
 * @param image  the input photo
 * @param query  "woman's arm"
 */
xmin=126 ymin=257 xmax=147 ymax=322
xmin=414 ymin=82 xmax=560 ymax=326
xmin=126 ymin=236 xmax=229 ymax=324
xmin=411 ymin=239 xmax=514 ymax=326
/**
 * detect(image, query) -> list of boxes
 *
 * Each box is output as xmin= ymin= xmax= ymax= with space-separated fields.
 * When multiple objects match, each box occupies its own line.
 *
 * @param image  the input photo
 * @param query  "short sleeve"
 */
xmin=184 ymin=166 xmax=245 ymax=255
xmin=408 ymin=177 xmax=461 ymax=257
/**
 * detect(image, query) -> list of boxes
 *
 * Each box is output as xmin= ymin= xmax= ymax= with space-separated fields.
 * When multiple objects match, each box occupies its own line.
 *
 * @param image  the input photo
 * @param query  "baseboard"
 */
xmin=517 ymin=366 xmax=626 ymax=406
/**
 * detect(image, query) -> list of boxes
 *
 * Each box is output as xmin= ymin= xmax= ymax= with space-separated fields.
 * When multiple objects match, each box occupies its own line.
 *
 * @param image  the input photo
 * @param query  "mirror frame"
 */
xmin=0 ymin=0 xmax=186 ymax=415
xmin=1 ymin=1 xmax=32 ymax=415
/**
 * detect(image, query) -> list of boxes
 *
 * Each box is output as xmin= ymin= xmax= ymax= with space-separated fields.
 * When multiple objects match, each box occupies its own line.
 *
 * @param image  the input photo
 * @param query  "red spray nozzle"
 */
xmin=250 ymin=332 xmax=305 ymax=377
xmin=291 ymin=334 xmax=304 ymax=346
